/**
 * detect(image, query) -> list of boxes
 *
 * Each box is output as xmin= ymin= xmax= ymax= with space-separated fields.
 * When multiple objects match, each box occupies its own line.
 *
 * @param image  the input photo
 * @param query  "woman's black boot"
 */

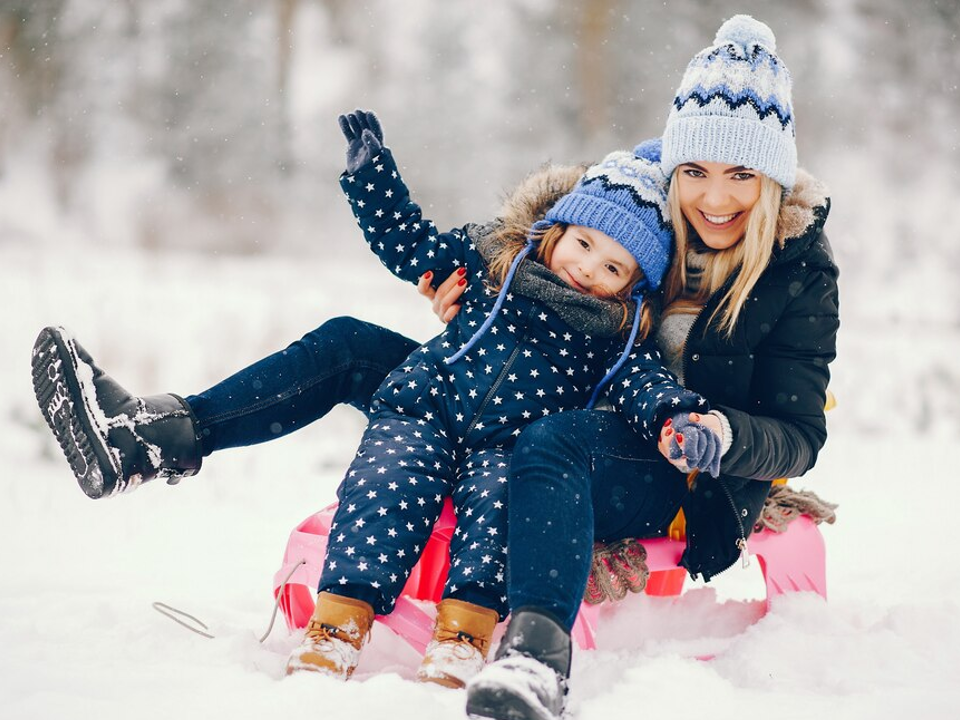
xmin=31 ymin=326 xmax=202 ymax=499
xmin=465 ymin=607 xmax=571 ymax=720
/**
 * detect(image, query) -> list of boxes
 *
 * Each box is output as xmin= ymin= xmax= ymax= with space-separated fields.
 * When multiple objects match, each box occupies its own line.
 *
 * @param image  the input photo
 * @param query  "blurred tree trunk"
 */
xmin=276 ymin=0 xmax=298 ymax=173
xmin=577 ymin=0 xmax=616 ymax=141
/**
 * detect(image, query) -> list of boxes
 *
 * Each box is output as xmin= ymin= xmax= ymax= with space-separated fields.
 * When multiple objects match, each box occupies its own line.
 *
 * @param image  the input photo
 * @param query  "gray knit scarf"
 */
xmin=474 ymin=226 xmax=631 ymax=339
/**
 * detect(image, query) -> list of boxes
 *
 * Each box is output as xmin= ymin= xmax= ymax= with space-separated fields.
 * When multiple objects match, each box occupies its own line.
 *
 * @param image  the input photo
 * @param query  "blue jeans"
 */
xmin=506 ymin=409 xmax=689 ymax=631
xmin=184 ymin=317 xmax=418 ymax=456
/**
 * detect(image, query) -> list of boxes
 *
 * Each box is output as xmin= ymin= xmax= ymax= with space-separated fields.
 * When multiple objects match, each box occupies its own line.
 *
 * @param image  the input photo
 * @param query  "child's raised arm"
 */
xmin=338 ymin=110 xmax=478 ymax=285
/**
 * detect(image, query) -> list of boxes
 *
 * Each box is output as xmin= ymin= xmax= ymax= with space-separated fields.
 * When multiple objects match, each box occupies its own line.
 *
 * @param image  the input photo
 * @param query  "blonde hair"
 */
xmin=661 ymin=171 xmax=782 ymax=337
xmin=488 ymin=222 xmax=653 ymax=337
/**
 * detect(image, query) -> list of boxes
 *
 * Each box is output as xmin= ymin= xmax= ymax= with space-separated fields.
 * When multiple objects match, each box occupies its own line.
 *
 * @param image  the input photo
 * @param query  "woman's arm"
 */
xmin=717 ymin=266 xmax=839 ymax=480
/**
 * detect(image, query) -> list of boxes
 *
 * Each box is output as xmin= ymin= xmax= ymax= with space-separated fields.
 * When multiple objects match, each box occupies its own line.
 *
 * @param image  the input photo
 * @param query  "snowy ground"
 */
xmin=2 ymin=242 xmax=959 ymax=720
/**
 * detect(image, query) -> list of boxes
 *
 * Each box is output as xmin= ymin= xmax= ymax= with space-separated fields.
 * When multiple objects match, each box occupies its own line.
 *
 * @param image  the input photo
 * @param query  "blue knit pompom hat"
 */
xmin=661 ymin=15 xmax=797 ymax=190
xmin=543 ymin=139 xmax=672 ymax=292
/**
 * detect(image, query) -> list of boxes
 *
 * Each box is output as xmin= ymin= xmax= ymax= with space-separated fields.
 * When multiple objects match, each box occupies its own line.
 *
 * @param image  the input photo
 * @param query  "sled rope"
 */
xmin=151 ymin=558 xmax=308 ymax=643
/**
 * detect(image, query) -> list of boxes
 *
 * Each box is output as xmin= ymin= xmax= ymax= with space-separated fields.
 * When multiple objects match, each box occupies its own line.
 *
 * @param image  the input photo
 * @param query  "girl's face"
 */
xmin=675 ymin=162 xmax=762 ymax=250
xmin=548 ymin=224 xmax=639 ymax=298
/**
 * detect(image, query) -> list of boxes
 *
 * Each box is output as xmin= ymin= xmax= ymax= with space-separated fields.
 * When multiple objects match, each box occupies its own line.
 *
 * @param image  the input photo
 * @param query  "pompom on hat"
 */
xmin=661 ymin=15 xmax=797 ymax=190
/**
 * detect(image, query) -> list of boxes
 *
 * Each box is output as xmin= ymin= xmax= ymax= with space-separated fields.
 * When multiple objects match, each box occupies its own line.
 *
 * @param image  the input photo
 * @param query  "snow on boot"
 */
xmin=466 ymin=608 xmax=571 ymax=720
xmin=286 ymin=592 xmax=374 ymax=679
xmin=31 ymin=326 xmax=202 ymax=499
xmin=417 ymin=598 xmax=499 ymax=689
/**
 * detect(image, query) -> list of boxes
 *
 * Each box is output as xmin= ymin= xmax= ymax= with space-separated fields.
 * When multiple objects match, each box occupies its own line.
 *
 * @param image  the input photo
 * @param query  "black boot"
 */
xmin=466 ymin=608 xmax=571 ymax=720
xmin=31 ymin=326 xmax=202 ymax=499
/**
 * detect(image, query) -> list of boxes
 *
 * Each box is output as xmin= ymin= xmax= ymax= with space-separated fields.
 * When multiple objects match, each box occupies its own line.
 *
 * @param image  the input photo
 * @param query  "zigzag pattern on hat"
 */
xmin=577 ymin=174 xmax=670 ymax=228
xmin=674 ymin=85 xmax=793 ymax=128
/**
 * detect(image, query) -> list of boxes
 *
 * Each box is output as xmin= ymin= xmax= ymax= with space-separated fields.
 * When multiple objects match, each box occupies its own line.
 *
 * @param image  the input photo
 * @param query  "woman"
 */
xmin=462 ymin=15 xmax=839 ymax=720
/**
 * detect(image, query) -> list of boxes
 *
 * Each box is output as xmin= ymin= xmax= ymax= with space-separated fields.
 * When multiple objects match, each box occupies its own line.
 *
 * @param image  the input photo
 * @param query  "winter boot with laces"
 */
xmin=465 ymin=607 xmax=571 ymax=720
xmin=417 ymin=598 xmax=500 ymax=689
xmin=286 ymin=592 xmax=375 ymax=679
xmin=31 ymin=326 xmax=202 ymax=499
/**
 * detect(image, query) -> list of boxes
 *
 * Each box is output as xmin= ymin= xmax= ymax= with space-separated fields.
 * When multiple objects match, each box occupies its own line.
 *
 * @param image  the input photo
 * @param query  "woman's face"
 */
xmin=675 ymin=162 xmax=762 ymax=250
xmin=548 ymin=225 xmax=639 ymax=298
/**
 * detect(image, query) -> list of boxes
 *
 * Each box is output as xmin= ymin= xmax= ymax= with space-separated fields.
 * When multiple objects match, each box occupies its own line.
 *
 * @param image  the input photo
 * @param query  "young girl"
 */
xmin=31 ymin=112 xmax=717 ymax=687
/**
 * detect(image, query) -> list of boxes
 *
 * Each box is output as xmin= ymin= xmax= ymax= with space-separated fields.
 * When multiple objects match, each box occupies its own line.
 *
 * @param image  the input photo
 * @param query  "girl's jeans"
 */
xmin=184 ymin=317 xmax=418 ymax=456
xmin=506 ymin=409 xmax=689 ymax=631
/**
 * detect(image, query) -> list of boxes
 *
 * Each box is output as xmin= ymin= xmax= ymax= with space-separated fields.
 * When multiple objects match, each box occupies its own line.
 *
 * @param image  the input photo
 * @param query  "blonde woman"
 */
xmin=454 ymin=15 xmax=840 ymax=720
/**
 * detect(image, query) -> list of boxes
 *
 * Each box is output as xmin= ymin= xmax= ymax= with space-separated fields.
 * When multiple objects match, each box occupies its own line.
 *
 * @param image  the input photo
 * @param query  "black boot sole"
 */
xmin=31 ymin=327 xmax=123 ymax=499
xmin=466 ymin=684 xmax=558 ymax=720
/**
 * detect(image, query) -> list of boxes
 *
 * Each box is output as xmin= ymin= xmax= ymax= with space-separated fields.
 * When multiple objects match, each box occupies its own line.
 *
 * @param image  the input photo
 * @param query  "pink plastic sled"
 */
xmin=273 ymin=496 xmax=827 ymax=652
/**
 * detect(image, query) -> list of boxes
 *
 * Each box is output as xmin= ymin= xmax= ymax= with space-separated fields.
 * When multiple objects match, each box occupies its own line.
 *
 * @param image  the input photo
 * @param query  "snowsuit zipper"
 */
xmin=463 ymin=306 xmax=535 ymax=441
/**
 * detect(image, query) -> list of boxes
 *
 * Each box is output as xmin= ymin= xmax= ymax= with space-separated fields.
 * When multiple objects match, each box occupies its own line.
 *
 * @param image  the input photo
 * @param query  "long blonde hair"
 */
xmin=661 ymin=171 xmax=782 ymax=337
xmin=487 ymin=222 xmax=653 ymax=337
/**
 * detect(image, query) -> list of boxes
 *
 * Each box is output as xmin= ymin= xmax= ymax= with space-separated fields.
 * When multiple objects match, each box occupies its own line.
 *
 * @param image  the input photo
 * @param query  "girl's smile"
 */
xmin=547 ymin=225 xmax=640 ymax=298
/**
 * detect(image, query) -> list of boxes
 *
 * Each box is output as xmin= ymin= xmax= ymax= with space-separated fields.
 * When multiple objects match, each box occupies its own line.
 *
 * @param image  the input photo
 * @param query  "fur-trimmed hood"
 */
xmin=774 ymin=168 xmax=831 ymax=263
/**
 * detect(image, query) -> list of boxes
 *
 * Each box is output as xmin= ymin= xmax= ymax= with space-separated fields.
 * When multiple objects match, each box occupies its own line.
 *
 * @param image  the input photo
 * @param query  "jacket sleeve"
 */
xmin=339 ymin=147 xmax=480 ymax=284
xmin=605 ymin=338 xmax=710 ymax=440
xmin=718 ymin=266 xmax=840 ymax=480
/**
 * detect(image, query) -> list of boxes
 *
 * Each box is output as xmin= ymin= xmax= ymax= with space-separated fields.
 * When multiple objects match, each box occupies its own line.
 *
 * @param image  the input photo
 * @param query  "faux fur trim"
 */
xmin=777 ymin=168 xmax=829 ymax=245
xmin=498 ymin=163 xmax=587 ymax=231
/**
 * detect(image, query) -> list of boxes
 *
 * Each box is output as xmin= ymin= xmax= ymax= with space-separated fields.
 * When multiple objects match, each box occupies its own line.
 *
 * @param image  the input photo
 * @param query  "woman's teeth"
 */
xmin=703 ymin=211 xmax=737 ymax=225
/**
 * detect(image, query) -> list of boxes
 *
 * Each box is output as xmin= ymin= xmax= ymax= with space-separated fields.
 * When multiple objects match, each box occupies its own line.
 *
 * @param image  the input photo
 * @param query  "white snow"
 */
xmin=2 ymin=237 xmax=958 ymax=720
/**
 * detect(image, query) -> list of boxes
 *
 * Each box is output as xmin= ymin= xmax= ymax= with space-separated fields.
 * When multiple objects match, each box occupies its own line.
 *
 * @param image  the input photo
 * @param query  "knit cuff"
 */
xmin=709 ymin=410 xmax=734 ymax=457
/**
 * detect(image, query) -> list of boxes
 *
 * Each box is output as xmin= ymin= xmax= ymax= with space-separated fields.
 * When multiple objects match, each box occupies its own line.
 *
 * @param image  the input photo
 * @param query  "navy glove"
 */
xmin=338 ymin=109 xmax=384 ymax=173
xmin=666 ymin=412 xmax=723 ymax=478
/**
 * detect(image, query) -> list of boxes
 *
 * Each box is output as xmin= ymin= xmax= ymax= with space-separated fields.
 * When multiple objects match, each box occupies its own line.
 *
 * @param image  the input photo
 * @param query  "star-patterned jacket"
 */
xmin=340 ymin=148 xmax=705 ymax=451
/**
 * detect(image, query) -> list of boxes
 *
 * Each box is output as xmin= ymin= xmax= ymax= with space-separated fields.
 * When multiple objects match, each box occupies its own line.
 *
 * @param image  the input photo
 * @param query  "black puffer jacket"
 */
xmin=619 ymin=169 xmax=839 ymax=580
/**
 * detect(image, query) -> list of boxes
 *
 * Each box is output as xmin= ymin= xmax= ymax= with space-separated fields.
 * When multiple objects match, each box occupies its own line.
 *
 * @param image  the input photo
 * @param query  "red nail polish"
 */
xmin=664 ymin=419 xmax=672 ymax=427
xmin=457 ymin=267 xmax=467 ymax=276
xmin=676 ymin=433 xmax=683 ymax=442
xmin=458 ymin=278 xmax=467 ymax=286
xmin=664 ymin=428 xmax=672 ymax=437
xmin=423 ymin=271 xmax=432 ymax=279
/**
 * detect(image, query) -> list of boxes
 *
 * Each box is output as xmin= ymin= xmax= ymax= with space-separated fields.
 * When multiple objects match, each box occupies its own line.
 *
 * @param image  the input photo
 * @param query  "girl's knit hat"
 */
xmin=448 ymin=141 xmax=673 ymax=407
xmin=661 ymin=15 xmax=797 ymax=190
xmin=543 ymin=138 xmax=672 ymax=292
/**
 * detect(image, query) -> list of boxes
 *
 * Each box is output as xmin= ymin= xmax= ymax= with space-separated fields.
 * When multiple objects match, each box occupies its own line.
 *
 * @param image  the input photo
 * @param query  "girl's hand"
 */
xmin=417 ymin=268 xmax=467 ymax=323
xmin=658 ymin=412 xmax=724 ymax=477
xmin=338 ymin=109 xmax=383 ymax=173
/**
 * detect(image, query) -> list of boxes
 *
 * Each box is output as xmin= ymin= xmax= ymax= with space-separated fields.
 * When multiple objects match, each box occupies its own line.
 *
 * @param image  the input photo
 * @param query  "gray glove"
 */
xmin=666 ymin=412 xmax=722 ymax=478
xmin=338 ymin=109 xmax=384 ymax=173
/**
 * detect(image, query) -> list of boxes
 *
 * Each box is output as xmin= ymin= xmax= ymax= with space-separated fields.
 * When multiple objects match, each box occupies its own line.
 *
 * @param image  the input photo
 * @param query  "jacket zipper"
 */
xmin=719 ymin=478 xmax=750 ymax=568
xmin=463 ymin=306 xmax=534 ymax=440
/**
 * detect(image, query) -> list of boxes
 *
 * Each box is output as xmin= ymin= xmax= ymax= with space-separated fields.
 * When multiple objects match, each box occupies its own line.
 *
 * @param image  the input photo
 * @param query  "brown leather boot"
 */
xmin=286 ymin=592 xmax=375 ymax=679
xmin=416 ymin=599 xmax=499 ymax=689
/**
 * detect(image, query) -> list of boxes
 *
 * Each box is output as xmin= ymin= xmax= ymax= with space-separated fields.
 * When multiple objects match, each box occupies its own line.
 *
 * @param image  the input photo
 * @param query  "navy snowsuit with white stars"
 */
xmin=318 ymin=148 xmax=705 ymax=618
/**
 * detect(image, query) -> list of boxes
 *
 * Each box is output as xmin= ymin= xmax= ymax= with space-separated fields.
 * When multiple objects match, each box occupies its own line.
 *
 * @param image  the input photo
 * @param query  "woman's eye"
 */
xmin=733 ymin=172 xmax=756 ymax=181
xmin=605 ymin=264 xmax=619 ymax=275
xmin=683 ymin=168 xmax=704 ymax=178
xmin=578 ymin=238 xmax=589 ymax=249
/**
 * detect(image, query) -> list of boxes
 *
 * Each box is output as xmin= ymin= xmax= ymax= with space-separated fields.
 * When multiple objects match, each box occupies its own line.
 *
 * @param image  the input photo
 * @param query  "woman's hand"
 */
xmin=658 ymin=412 xmax=724 ymax=477
xmin=417 ymin=268 xmax=467 ymax=323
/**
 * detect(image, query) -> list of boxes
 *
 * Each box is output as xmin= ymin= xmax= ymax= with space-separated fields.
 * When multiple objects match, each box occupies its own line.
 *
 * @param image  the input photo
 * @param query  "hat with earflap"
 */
xmin=661 ymin=14 xmax=797 ymax=191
